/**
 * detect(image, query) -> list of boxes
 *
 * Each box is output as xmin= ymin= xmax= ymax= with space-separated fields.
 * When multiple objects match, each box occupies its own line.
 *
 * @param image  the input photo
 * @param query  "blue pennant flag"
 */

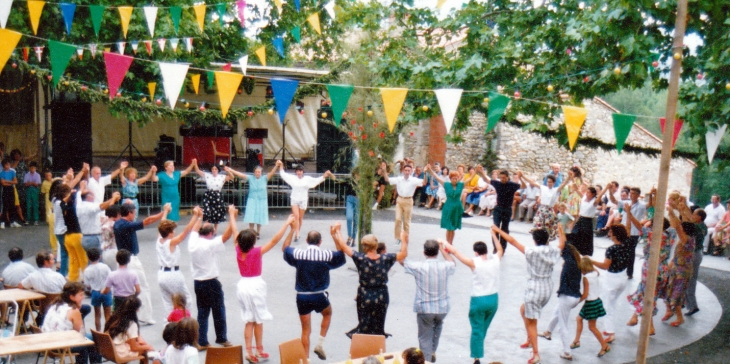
xmin=273 ymin=36 xmax=285 ymax=58
xmin=294 ymin=0 xmax=300 ymax=12
xmin=60 ymin=3 xmax=77 ymax=34
xmin=270 ymin=78 xmax=299 ymax=124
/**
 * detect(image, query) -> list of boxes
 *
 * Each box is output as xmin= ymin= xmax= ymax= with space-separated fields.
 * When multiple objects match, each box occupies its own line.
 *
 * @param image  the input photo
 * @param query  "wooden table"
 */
xmin=0 ymin=289 xmax=46 ymax=334
xmin=0 ymin=330 xmax=93 ymax=363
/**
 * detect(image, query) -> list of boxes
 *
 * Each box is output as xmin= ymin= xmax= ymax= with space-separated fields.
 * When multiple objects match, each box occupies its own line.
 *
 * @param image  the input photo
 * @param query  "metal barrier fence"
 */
xmin=64 ymin=171 xmax=353 ymax=215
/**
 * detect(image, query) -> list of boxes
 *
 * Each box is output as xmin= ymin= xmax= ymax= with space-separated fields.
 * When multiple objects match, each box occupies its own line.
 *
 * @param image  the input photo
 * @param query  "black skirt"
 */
xmin=571 ymin=216 xmax=594 ymax=256
xmin=202 ymin=190 xmax=227 ymax=224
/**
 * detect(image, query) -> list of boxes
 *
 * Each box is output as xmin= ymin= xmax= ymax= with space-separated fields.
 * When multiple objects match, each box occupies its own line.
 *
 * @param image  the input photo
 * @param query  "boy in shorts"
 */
xmin=83 ymin=247 xmax=112 ymax=331
xmin=278 ymin=160 xmax=334 ymax=242
xmin=101 ymin=249 xmax=140 ymax=310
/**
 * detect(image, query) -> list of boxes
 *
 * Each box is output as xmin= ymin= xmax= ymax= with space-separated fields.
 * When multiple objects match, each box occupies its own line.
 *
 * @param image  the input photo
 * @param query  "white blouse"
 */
xmin=204 ymin=173 xmax=227 ymax=191
xmin=471 ymin=256 xmax=500 ymax=297
xmin=579 ymin=196 xmax=597 ymax=217
xmin=156 ymin=238 xmax=180 ymax=268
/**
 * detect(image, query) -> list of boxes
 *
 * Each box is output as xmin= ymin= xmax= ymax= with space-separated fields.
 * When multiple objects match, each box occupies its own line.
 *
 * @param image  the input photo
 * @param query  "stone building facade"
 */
xmin=402 ymin=97 xmax=694 ymax=195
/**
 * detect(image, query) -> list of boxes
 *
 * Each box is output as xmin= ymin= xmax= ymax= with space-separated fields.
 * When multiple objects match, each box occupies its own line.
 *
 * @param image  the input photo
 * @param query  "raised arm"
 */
xmin=220 ymin=205 xmax=238 ymax=243
xmin=261 ymin=215 xmax=296 ymax=255
xmin=109 ymin=161 xmax=128 ymax=180
xmin=396 ymin=231 xmax=409 ymax=263
xmin=192 ymin=162 xmax=206 ymax=178
xmin=170 ymin=207 xmax=201 ymax=248
xmin=593 ymin=184 xmax=609 ymax=206
xmin=426 ymin=165 xmax=444 ymax=185
xmin=137 ymin=166 xmax=157 ymax=185
xmin=267 ymin=161 xmax=282 ymax=180
xmin=99 ymin=192 xmax=121 ymax=211
xmin=330 ymin=222 xmax=350 ymax=255
xmin=646 ymin=187 xmax=656 ymax=209
xmin=625 ymin=203 xmax=643 ymax=231
xmin=179 ymin=159 xmax=196 ymax=178
xmin=380 ymin=167 xmax=391 ymax=184
xmin=557 ymin=223 xmax=567 ymax=251
xmin=442 ymin=241 xmax=475 ymax=270
xmin=492 ymin=225 xmax=525 ymax=254
xmin=224 ymin=166 xmax=248 ymax=181
xmin=668 ymin=206 xmax=689 ymax=245
xmin=491 ymin=229 xmax=504 ymax=258
xmin=555 ymin=173 xmax=571 ymax=193
xmin=475 ymin=165 xmax=491 ymax=183
xmin=520 ymin=172 xmax=540 ymax=189
xmin=66 ymin=163 xmax=88 ymax=189
xmin=438 ymin=239 xmax=455 ymax=262
xmin=143 ymin=203 xmax=170 ymax=227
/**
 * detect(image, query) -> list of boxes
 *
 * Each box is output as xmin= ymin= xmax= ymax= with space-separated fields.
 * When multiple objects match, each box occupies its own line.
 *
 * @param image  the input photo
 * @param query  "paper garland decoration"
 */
xmin=380 ymin=88 xmax=408 ymax=132
xmin=562 ymin=105 xmax=588 ymax=151
xmin=326 ymin=84 xmax=354 ymax=127
xmin=157 ymin=38 xmax=166 ymax=51
xmin=60 ymin=3 xmax=75 ymax=35
xmin=143 ymin=40 xmax=152 ymax=55
xmin=222 ymin=63 xmax=232 ymax=72
xmin=117 ymin=41 xmax=125 ymax=55
xmin=130 ymin=41 xmax=138 ymax=54
xmin=612 ymin=113 xmax=636 ymax=154
xmin=215 ymin=71 xmax=243 ymax=118
xmin=291 ymin=26 xmax=301 ymax=43
xmin=206 ymin=71 xmax=214 ymax=89
xmin=294 ymin=0 xmax=301 ymax=12
xmin=28 ymin=1 xmax=45 ymax=35
xmin=103 ymin=52 xmax=134 ymax=100
xmin=148 ymin=82 xmax=156 ymax=100
xmin=144 ymin=6 xmax=157 ymax=37
xmin=24 ymin=47 xmax=30 ymax=61
xmin=236 ymin=0 xmax=246 ymax=28
xmin=436 ymin=0 xmax=447 ymax=9
xmin=307 ymin=13 xmax=321 ymax=35
xmin=485 ymin=91 xmax=510 ymax=133
xmin=48 ymin=40 xmax=76 ymax=87
xmin=184 ymin=37 xmax=193 ymax=53
xmin=216 ymin=3 xmax=226 ymax=25
xmin=270 ymin=78 xmax=299 ymax=124
xmin=0 ymin=0 xmax=12 ymax=28
xmin=89 ymin=5 xmax=104 ymax=37
xmin=238 ymin=55 xmax=248 ymax=75
xmin=255 ymin=46 xmax=266 ymax=67
xmin=117 ymin=6 xmax=133 ymax=38
xmin=660 ymin=117 xmax=684 ymax=149
xmin=190 ymin=74 xmax=200 ymax=95
xmin=193 ymin=4 xmax=206 ymax=32
xmin=170 ymin=38 xmax=179 ymax=52
xmin=323 ymin=1 xmax=335 ymax=20
xmin=33 ymin=45 xmax=42 ymax=61
xmin=0 ymin=29 xmax=21 ymax=77
xmin=273 ymin=0 xmax=283 ymax=14
xmin=273 ymin=36 xmax=285 ymax=57
xmin=170 ymin=6 xmax=182 ymax=34
xmin=706 ymin=124 xmax=727 ymax=164
xmin=159 ymin=62 xmax=189 ymax=109
xmin=434 ymin=88 xmax=462 ymax=132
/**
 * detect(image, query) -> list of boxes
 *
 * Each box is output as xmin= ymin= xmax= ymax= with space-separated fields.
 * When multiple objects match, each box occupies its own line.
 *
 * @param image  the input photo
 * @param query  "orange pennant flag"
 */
xmin=190 ymin=74 xmax=201 ymax=95
xmin=214 ymin=71 xmax=243 ymax=118
xmin=193 ymin=4 xmax=206 ymax=32
xmin=380 ymin=88 xmax=408 ymax=132
xmin=27 ymin=1 xmax=45 ymax=35
xmin=562 ymin=105 xmax=588 ymax=151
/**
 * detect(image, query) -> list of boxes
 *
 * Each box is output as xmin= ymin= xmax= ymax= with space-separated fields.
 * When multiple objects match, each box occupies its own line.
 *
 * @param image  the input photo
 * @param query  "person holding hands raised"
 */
xmin=279 ymin=161 xmax=335 ymax=242
xmin=224 ymin=162 xmax=281 ymax=238
xmin=425 ymin=164 xmax=464 ymax=245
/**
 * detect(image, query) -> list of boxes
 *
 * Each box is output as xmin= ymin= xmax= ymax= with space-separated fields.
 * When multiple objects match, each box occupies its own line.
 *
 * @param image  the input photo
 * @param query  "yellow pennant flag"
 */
xmin=255 ymin=46 xmax=266 ymax=67
xmin=148 ymin=82 xmax=156 ymax=101
xmin=562 ymin=105 xmax=588 ymax=151
xmin=193 ymin=4 xmax=206 ymax=32
xmin=0 ymin=29 xmax=22 ymax=78
xmin=190 ymin=74 xmax=200 ymax=95
xmin=214 ymin=71 xmax=243 ymax=118
xmin=28 ymin=1 xmax=46 ymax=35
xmin=380 ymin=88 xmax=408 ymax=132
xmin=118 ymin=6 xmax=133 ymax=38
xmin=307 ymin=13 xmax=321 ymax=35
xmin=273 ymin=0 xmax=283 ymax=14
xmin=436 ymin=0 xmax=447 ymax=8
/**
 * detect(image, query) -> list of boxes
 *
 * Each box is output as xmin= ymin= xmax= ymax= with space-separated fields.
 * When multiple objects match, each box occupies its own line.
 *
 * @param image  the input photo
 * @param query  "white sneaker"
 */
xmin=0 ymin=222 xmax=4 ymax=229
xmin=313 ymin=344 xmax=326 ymax=360
xmin=33 ymin=222 xmax=39 ymax=226
xmin=372 ymin=202 xmax=378 ymax=210
xmin=10 ymin=222 xmax=21 ymax=228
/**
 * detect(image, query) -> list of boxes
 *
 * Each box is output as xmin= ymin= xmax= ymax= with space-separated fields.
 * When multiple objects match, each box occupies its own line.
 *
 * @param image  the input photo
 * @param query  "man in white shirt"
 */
xmin=86 ymin=162 xmax=126 ymax=206
xmin=76 ymin=181 xmax=121 ymax=252
xmin=188 ymin=205 xmax=237 ymax=350
xmin=704 ymin=194 xmax=726 ymax=254
xmin=518 ymin=178 xmax=541 ymax=222
xmin=381 ymin=164 xmax=426 ymax=244
xmin=18 ymin=250 xmax=66 ymax=293
xmin=1 ymin=247 xmax=36 ymax=287
xmin=278 ymin=160 xmax=334 ymax=242
xmin=620 ymin=187 xmax=647 ymax=279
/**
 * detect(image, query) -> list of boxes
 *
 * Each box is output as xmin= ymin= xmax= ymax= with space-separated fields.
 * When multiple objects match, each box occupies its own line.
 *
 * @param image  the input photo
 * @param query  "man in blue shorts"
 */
xmin=283 ymin=223 xmax=346 ymax=360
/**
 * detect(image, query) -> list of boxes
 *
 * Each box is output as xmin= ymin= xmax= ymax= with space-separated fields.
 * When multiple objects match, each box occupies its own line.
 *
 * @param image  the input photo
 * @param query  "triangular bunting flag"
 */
xmin=59 ymin=3 xmax=76 ymax=35
xmin=255 ymin=46 xmax=266 ymax=67
xmin=33 ymin=46 xmax=43 ymax=62
xmin=273 ymin=36 xmax=285 ymax=58
xmin=222 ymin=63 xmax=232 ymax=72
xmin=324 ymin=1 xmax=335 ymax=20
xmin=184 ymin=38 xmax=193 ymax=53
xmin=76 ymin=47 xmax=83 ymax=60
xmin=157 ymin=38 xmax=166 ymax=51
xmin=214 ymin=71 xmax=243 ymax=118
xmin=130 ymin=41 xmax=138 ymax=54
xmin=103 ymin=52 xmax=134 ymax=100
xmin=47 ymin=40 xmax=76 ymax=87
xmin=434 ymin=89 xmax=463 ymax=132
xmin=562 ymin=105 xmax=588 ymax=151
xmin=270 ymin=78 xmax=299 ymax=124
xmin=0 ymin=0 xmax=12 ymax=28
xmin=27 ymin=1 xmax=45 ymax=35
xmin=159 ymin=62 xmax=189 ymax=109
xmin=190 ymin=74 xmax=200 ymax=95
xmin=170 ymin=6 xmax=181 ymax=34
xmin=117 ymin=41 xmax=125 ymax=55
xmin=485 ymin=92 xmax=510 ymax=133
xmin=216 ymin=3 xmax=226 ymax=25
xmin=659 ymin=117 xmax=684 ymax=149
xmin=380 ymin=88 xmax=409 ymax=132
xmin=291 ymin=26 xmax=301 ymax=43
xmin=148 ymin=82 xmax=156 ymax=100
xmin=143 ymin=40 xmax=152 ymax=55
xmin=89 ymin=44 xmax=97 ymax=58
xmin=326 ymin=84 xmax=354 ymax=127
xmin=273 ymin=0 xmax=283 ymax=14
xmin=236 ymin=0 xmax=246 ymax=28
xmin=436 ymin=0 xmax=447 ymax=9
xmin=612 ymin=113 xmax=636 ymax=154
xmin=293 ymin=0 xmax=300 ymax=12
xmin=117 ymin=6 xmax=133 ymax=38
xmin=22 ymin=47 xmax=29 ymax=62
xmin=193 ymin=4 xmax=206 ymax=32
xmin=238 ymin=55 xmax=248 ymax=75
xmin=307 ymin=13 xmax=321 ymax=35
xmin=706 ymin=124 xmax=727 ymax=164
xmin=170 ymin=38 xmax=179 ymax=52
xmin=89 ymin=5 xmax=103 ymax=37
xmin=206 ymin=71 xmax=214 ymax=89
xmin=143 ymin=6 xmax=157 ymax=37
xmin=0 ymin=29 xmax=21 ymax=77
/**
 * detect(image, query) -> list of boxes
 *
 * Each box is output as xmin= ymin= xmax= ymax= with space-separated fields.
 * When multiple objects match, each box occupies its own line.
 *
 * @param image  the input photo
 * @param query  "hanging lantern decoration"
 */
xmin=547 ymin=84 xmax=554 ymax=92
xmin=268 ymin=108 xmax=274 ymax=115
xmin=141 ymin=97 xmax=147 ymax=102
xmin=514 ymin=90 xmax=521 ymax=99
xmin=652 ymin=61 xmax=659 ymax=68
xmin=155 ymin=98 xmax=162 ymax=105
xmin=673 ymin=53 xmax=681 ymax=60
xmin=613 ymin=65 xmax=622 ymax=75
xmin=422 ymin=105 xmax=429 ymax=112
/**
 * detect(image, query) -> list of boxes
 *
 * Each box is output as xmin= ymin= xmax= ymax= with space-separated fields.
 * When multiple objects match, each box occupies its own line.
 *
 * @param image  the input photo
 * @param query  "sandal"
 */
xmin=245 ymin=346 xmax=259 ymax=363
xmin=255 ymin=346 xmax=270 ymax=359
xmin=537 ymin=331 xmax=552 ymax=340
xmin=570 ymin=341 xmax=580 ymax=349
xmin=527 ymin=354 xmax=541 ymax=364
xmin=597 ymin=345 xmax=611 ymax=357
xmin=519 ymin=342 xmax=532 ymax=349
xmin=604 ymin=334 xmax=615 ymax=343
xmin=560 ymin=353 xmax=573 ymax=361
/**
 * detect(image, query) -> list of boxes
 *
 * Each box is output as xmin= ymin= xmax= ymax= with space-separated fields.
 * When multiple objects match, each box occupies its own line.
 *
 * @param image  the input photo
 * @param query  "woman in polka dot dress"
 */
xmin=193 ymin=163 xmax=233 ymax=231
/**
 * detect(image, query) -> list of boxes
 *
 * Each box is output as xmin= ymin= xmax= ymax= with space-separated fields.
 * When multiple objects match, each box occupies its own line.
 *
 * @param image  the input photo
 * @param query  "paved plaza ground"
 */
xmin=2 ymin=206 xmax=729 ymax=363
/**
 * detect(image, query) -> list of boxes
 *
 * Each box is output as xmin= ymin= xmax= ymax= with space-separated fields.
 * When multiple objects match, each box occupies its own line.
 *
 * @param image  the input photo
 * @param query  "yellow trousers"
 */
xmin=65 ymin=233 xmax=87 ymax=282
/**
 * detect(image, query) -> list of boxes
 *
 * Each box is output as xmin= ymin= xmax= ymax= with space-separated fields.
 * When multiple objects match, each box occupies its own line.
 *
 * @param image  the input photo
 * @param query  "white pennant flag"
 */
xmin=117 ymin=41 xmax=126 ymax=55
xmin=76 ymin=47 xmax=83 ymax=60
xmin=238 ymin=55 xmax=248 ymax=75
xmin=170 ymin=38 xmax=179 ymax=52
xmin=0 ymin=0 xmax=12 ymax=28
xmin=159 ymin=62 xmax=190 ymax=109
xmin=89 ymin=44 xmax=97 ymax=58
xmin=706 ymin=124 xmax=727 ymax=164
xmin=143 ymin=6 xmax=158 ymax=37
xmin=184 ymin=38 xmax=193 ymax=53
xmin=34 ymin=46 xmax=43 ymax=62
xmin=324 ymin=1 xmax=335 ymax=20
xmin=157 ymin=38 xmax=166 ymax=51
xmin=434 ymin=88 xmax=463 ymax=132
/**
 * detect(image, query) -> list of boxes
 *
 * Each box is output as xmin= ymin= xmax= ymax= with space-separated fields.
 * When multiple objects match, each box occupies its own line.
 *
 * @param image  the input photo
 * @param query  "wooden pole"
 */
xmin=636 ymin=0 xmax=688 ymax=362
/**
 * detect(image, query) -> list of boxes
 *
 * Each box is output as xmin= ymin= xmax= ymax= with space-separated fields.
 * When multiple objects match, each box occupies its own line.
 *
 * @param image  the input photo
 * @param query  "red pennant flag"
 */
xmin=659 ymin=117 xmax=684 ymax=148
xmin=222 ymin=63 xmax=232 ymax=72
xmin=144 ymin=40 xmax=152 ymax=55
xmin=103 ymin=52 xmax=134 ymax=100
xmin=22 ymin=47 xmax=29 ymax=62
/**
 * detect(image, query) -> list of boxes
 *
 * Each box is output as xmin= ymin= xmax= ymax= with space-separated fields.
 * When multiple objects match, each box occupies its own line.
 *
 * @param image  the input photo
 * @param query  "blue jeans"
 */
xmin=82 ymin=234 xmax=102 ymax=252
xmin=56 ymin=234 xmax=68 ymax=277
xmin=492 ymin=206 xmax=512 ymax=251
xmin=346 ymin=195 xmax=359 ymax=239
xmin=194 ymin=278 xmax=227 ymax=346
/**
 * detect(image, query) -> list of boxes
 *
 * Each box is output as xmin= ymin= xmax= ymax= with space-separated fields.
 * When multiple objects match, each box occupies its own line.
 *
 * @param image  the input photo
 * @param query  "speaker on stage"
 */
xmin=51 ymin=102 xmax=92 ymax=172
xmin=316 ymin=121 xmax=351 ymax=173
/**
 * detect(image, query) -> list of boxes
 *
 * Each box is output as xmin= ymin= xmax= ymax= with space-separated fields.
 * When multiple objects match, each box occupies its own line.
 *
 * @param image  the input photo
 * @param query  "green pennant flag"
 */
xmin=612 ymin=113 xmax=636 ymax=154
xmin=48 ymin=40 xmax=77 ymax=87
xmin=216 ymin=3 xmax=226 ymax=25
xmin=170 ymin=6 xmax=182 ymax=34
xmin=326 ymin=84 xmax=354 ymax=127
xmin=206 ymin=70 xmax=215 ymax=89
xmin=291 ymin=26 xmax=301 ymax=43
xmin=485 ymin=92 xmax=510 ymax=133
xmin=89 ymin=5 xmax=104 ymax=37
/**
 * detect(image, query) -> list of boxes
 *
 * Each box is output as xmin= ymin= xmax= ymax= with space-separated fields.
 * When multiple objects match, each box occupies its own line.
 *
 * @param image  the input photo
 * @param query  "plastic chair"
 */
xmin=211 ymin=140 xmax=231 ymax=165
xmin=278 ymin=338 xmax=307 ymax=364
xmin=204 ymin=345 xmax=244 ymax=364
xmin=91 ymin=329 xmax=146 ymax=364
xmin=350 ymin=334 xmax=386 ymax=359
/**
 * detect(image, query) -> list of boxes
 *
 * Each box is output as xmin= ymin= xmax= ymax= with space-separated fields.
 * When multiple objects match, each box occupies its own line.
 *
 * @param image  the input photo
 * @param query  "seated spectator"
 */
xmin=402 ymin=347 xmax=425 ymax=364
xmin=42 ymin=281 xmax=101 ymax=364
xmin=104 ymin=297 xmax=161 ymax=363
xmin=18 ymin=249 xmax=66 ymax=293
xmin=165 ymin=318 xmax=200 ymax=364
xmin=1 ymin=247 xmax=36 ymax=288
